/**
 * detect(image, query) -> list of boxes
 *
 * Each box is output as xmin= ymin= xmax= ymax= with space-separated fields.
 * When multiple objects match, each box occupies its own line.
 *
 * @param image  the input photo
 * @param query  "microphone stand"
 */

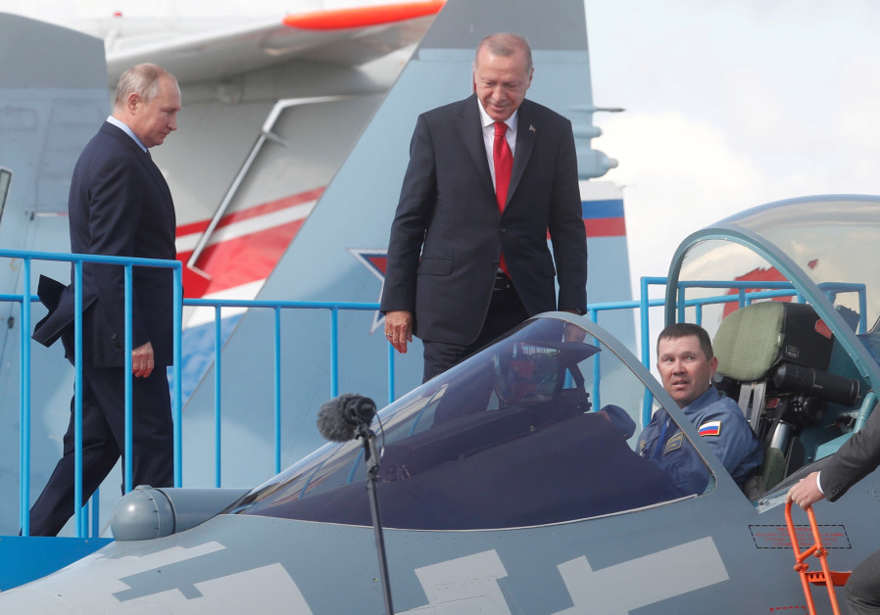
xmin=357 ymin=422 xmax=394 ymax=615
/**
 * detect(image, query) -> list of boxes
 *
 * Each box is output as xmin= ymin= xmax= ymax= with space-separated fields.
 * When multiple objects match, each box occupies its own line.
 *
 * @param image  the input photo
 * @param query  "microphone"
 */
xmin=318 ymin=394 xmax=392 ymax=614
xmin=317 ymin=393 xmax=377 ymax=442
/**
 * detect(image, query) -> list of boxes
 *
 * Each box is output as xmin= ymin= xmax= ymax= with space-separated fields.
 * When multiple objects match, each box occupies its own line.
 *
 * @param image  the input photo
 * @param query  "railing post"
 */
xmin=274 ymin=306 xmax=282 ymax=475
xmin=329 ymin=307 xmax=339 ymax=398
xmin=173 ymin=266 xmax=183 ymax=488
xmin=19 ymin=258 xmax=32 ymax=536
xmin=589 ymin=307 xmax=600 ymax=410
xmin=387 ymin=340 xmax=396 ymax=405
xmin=214 ymin=305 xmax=222 ymax=488
xmin=640 ymin=277 xmax=653 ymax=428
xmin=74 ymin=260 xmax=84 ymax=538
xmin=677 ymin=286 xmax=686 ymax=323
xmin=124 ymin=265 xmax=133 ymax=495
xmin=90 ymin=489 xmax=100 ymax=538
xmin=639 ymin=276 xmax=650 ymax=372
xmin=859 ymin=286 xmax=868 ymax=334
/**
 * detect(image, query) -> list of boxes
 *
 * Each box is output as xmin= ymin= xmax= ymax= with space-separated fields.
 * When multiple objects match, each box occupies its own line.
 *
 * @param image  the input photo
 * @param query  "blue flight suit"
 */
xmin=637 ymin=387 xmax=763 ymax=495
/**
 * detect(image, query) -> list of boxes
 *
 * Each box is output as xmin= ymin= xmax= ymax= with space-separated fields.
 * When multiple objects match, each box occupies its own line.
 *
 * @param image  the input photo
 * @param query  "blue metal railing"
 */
xmin=0 ymin=249 xmax=184 ymax=538
xmin=185 ymin=298 xmax=399 ymax=484
xmin=0 ymin=249 xmax=404 ymax=535
xmin=0 ymin=247 xmax=870 ymax=537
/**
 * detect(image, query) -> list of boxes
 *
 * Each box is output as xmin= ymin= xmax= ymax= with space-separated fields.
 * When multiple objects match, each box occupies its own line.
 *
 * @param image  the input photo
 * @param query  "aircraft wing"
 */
xmin=105 ymin=0 xmax=445 ymax=83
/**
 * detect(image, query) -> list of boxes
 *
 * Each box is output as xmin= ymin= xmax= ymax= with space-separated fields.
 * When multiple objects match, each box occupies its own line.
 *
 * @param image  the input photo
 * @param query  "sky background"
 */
xmin=584 ymin=0 xmax=880 ymax=301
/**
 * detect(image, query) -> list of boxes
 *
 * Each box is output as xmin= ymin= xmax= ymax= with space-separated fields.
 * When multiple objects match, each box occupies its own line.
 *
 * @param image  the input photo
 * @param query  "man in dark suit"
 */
xmin=789 ymin=410 xmax=880 ymax=614
xmin=29 ymin=63 xmax=181 ymax=536
xmin=381 ymin=33 xmax=587 ymax=381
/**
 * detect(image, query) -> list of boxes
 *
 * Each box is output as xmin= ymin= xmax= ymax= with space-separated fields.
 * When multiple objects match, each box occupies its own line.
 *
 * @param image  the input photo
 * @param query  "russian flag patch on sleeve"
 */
xmin=698 ymin=420 xmax=721 ymax=436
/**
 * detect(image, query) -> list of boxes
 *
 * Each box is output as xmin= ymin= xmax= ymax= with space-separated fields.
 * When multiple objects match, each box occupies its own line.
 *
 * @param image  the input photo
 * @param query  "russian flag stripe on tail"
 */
xmin=580 ymin=181 xmax=626 ymax=238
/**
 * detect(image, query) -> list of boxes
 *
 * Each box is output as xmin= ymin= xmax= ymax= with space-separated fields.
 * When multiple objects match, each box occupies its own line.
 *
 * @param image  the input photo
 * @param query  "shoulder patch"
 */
xmin=663 ymin=431 xmax=684 ymax=454
xmin=698 ymin=420 xmax=722 ymax=437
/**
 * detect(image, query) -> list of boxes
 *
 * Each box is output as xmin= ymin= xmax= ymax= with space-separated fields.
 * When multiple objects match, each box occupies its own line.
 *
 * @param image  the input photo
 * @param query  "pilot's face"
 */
xmin=129 ymin=76 xmax=181 ymax=148
xmin=473 ymin=46 xmax=532 ymax=122
xmin=657 ymin=335 xmax=718 ymax=408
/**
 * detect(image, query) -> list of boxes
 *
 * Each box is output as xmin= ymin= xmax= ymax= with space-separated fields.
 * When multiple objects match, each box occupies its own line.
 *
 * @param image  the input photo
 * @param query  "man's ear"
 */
xmin=127 ymin=92 xmax=140 ymax=114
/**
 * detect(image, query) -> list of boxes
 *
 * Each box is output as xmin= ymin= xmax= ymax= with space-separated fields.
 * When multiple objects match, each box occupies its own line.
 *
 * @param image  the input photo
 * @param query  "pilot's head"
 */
xmin=656 ymin=323 xmax=718 ymax=408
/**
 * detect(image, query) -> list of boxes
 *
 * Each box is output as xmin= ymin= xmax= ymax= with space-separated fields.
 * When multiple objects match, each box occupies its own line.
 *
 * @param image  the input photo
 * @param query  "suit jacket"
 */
xmin=820 ymin=405 xmax=880 ymax=502
xmin=380 ymin=95 xmax=587 ymax=345
xmin=32 ymin=122 xmax=176 ymax=367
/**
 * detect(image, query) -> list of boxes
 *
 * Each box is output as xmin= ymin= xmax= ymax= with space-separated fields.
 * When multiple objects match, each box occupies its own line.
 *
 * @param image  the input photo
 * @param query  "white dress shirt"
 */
xmin=106 ymin=115 xmax=147 ymax=153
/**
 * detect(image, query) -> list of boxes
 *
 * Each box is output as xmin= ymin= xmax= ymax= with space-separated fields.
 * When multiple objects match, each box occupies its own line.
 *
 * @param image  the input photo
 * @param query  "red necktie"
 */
xmin=493 ymin=121 xmax=512 ymax=211
xmin=493 ymin=121 xmax=513 ymax=275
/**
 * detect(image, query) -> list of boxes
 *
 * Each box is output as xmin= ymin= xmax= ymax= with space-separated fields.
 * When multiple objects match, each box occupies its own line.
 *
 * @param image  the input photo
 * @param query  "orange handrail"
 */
xmin=784 ymin=499 xmax=851 ymax=615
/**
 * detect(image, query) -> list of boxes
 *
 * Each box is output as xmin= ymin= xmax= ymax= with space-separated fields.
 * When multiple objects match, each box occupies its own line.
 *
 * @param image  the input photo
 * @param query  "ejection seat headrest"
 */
xmin=713 ymin=302 xmax=785 ymax=382
xmin=713 ymin=302 xmax=833 ymax=383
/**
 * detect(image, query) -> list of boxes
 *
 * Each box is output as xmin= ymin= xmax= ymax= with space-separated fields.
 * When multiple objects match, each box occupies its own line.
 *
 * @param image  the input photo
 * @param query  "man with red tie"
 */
xmin=381 ymin=33 xmax=587 ymax=381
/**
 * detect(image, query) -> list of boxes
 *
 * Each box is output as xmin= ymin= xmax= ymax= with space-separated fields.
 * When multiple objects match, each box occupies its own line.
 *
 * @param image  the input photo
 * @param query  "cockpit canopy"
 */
xmin=668 ymin=195 xmax=880 ymax=495
xmin=229 ymin=316 xmax=706 ymax=530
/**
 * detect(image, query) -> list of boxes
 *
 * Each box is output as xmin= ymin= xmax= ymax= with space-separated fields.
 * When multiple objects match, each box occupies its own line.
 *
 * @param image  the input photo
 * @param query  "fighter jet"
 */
xmin=2 ymin=194 xmax=879 ymax=613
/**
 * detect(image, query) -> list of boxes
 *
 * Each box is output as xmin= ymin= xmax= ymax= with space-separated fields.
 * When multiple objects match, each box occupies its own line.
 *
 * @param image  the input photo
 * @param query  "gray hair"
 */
xmin=114 ymin=63 xmax=179 ymax=107
xmin=475 ymin=33 xmax=533 ymax=74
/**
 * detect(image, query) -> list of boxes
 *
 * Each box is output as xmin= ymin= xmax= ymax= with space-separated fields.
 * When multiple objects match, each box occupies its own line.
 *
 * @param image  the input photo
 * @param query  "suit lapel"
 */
xmin=146 ymin=153 xmax=176 ymax=230
xmin=507 ymin=101 xmax=535 ymax=208
xmin=458 ymin=96 xmax=494 ymax=197
xmin=144 ymin=151 xmax=173 ymax=203
xmin=102 ymin=122 xmax=174 ymax=213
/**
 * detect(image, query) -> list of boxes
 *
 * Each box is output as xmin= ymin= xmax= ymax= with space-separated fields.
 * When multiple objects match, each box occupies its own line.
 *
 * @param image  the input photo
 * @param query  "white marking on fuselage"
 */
xmin=5 ymin=545 xmax=316 ymax=614
xmin=552 ymin=536 xmax=729 ymax=614
xmin=174 ymin=201 xmax=316 ymax=253
xmin=0 ymin=542 xmax=229 ymax=612
xmin=182 ymin=279 xmax=265 ymax=328
xmin=396 ymin=550 xmax=511 ymax=614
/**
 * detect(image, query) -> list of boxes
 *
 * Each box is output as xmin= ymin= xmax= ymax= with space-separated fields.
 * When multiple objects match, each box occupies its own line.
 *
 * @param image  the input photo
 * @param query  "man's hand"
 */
xmin=132 ymin=341 xmax=155 ymax=378
xmin=385 ymin=311 xmax=413 ymax=354
xmin=787 ymin=471 xmax=825 ymax=509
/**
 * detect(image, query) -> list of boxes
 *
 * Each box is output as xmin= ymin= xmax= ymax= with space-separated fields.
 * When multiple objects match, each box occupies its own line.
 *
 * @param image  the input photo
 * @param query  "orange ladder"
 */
xmin=784 ymin=499 xmax=851 ymax=615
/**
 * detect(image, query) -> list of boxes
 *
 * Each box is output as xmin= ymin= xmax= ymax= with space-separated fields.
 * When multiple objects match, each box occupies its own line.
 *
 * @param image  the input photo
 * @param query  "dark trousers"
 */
xmin=422 ymin=275 xmax=529 ymax=382
xmin=28 ymin=359 xmax=174 ymax=536
xmin=847 ymin=549 xmax=880 ymax=614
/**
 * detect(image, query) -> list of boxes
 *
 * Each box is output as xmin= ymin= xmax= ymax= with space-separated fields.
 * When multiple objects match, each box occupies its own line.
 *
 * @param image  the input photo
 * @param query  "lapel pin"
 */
xmin=529 ymin=124 xmax=536 ymax=133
